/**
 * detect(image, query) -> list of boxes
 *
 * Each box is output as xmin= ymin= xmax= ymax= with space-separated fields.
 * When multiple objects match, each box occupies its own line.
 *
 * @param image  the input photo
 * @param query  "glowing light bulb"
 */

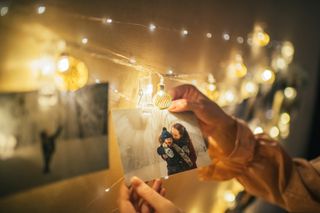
xmin=55 ymin=55 xmax=88 ymax=91
xmin=0 ymin=6 xmax=8 ymax=16
xmin=224 ymin=90 xmax=236 ymax=104
xmin=167 ymin=69 xmax=173 ymax=75
xmin=95 ymin=79 xmax=100 ymax=84
xmin=57 ymin=57 xmax=69 ymax=72
xmin=281 ymin=41 xmax=294 ymax=60
xmin=105 ymin=188 xmax=110 ymax=192
xmin=181 ymin=29 xmax=188 ymax=36
xmin=272 ymin=57 xmax=287 ymax=70
xmin=208 ymin=84 xmax=216 ymax=91
xmin=153 ymin=80 xmax=172 ymax=109
xmin=269 ymin=126 xmax=280 ymax=138
xmin=261 ymin=69 xmax=275 ymax=84
xmin=37 ymin=5 xmax=46 ymax=14
xmin=241 ymin=80 xmax=258 ymax=98
xmin=222 ymin=33 xmax=230 ymax=41
xmin=206 ymin=33 xmax=212 ymax=38
xmin=280 ymin=112 xmax=290 ymax=125
xmin=129 ymin=57 xmax=136 ymax=64
xmin=284 ymin=87 xmax=297 ymax=100
xmin=236 ymin=36 xmax=244 ymax=44
xmin=227 ymin=54 xmax=247 ymax=78
xmin=254 ymin=126 xmax=264 ymax=134
xmin=224 ymin=191 xmax=235 ymax=203
xmin=102 ymin=18 xmax=112 ymax=24
xmin=164 ymin=176 xmax=169 ymax=180
xmin=81 ymin=37 xmax=88 ymax=44
xmin=252 ymin=25 xmax=270 ymax=47
xmin=149 ymin=23 xmax=156 ymax=31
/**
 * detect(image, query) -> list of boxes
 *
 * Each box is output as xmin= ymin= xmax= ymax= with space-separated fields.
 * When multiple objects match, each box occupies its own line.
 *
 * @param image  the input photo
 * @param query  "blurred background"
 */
xmin=0 ymin=0 xmax=320 ymax=212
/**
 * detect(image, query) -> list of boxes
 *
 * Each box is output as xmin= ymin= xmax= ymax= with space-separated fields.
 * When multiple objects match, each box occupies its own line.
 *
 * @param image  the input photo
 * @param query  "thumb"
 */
xmin=131 ymin=177 xmax=172 ymax=211
xmin=168 ymin=99 xmax=196 ymax=113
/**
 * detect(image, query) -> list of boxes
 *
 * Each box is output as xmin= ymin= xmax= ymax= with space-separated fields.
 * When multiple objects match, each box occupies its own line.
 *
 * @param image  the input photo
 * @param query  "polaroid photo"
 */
xmin=112 ymin=108 xmax=211 ymax=184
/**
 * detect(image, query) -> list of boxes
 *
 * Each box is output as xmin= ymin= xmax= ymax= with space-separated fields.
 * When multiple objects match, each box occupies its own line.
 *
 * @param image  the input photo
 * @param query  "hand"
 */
xmin=168 ymin=84 xmax=237 ymax=155
xmin=118 ymin=176 xmax=182 ymax=213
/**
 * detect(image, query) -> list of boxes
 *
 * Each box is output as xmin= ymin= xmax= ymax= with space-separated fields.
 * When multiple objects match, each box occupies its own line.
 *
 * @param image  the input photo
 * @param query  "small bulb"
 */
xmin=37 ymin=6 xmax=46 ymax=14
xmin=181 ymin=29 xmax=188 ymax=36
xmin=261 ymin=69 xmax=275 ymax=84
xmin=81 ymin=37 xmax=88 ymax=44
xmin=222 ymin=33 xmax=230 ymax=41
xmin=114 ymin=89 xmax=118 ymax=93
xmin=164 ymin=176 xmax=169 ymax=180
xmin=153 ymin=82 xmax=172 ymax=109
xmin=224 ymin=191 xmax=235 ymax=203
xmin=57 ymin=57 xmax=70 ymax=72
xmin=102 ymin=18 xmax=113 ymax=24
xmin=206 ymin=33 xmax=212 ymax=38
xmin=149 ymin=23 xmax=156 ymax=32
xmin=167 ymin=69 xmax=173 ymax=75
xmin=241 ymin=80 xmax=258 ymax=98
xmin=284 ymin=87 xmax=297 ymax=100
xmin=129 ymin=57 xmax=136 ymax=64
xmin=224 ymin=90 xmax=236 ymax=104
xmin=236 ymin=36 xmax=244 ymax=44
xmin=281 ymin=41 xmax=294 ymax=59
xmin=0 ymin=6 xmax=9 ymax=16
xmin=254 ymin=126 xmax=264 ymax=134
xmin=280 ymin=112 xmax=290 ymax=125
xmin=105 ymin=188 xmax=110 ymax=192
xmin=269 ymin=126 xmax=280 ymax=138
xmin=208 ymin=84 xmax=216 ymax=91
xmin=95 ymin=79 xmax=100 ymax=84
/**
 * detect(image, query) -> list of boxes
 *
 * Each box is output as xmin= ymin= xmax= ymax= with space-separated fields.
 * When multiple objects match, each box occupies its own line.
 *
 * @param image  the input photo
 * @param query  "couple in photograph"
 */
xmin=157 ymin=123 xmax=197 ymax=175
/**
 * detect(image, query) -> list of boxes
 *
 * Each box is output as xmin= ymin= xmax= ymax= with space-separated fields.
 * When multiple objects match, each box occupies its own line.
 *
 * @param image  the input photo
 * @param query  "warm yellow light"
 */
xmin=57 ymin=57 xmax=69 ymax=72
xmin=252 ymin=25 xmax=270 ymax=47
xmin=241 ymin=80 xmax=258 ymax=98
xmin=261 ymin=69 xmax=275 ymax=84
xmin=105 ymin=188 xmax=110 ymax=192
xmin=81 ymin=37 xmax=88 ymax=44
xmin=55 ymin=55 xmax=89 ymax=91
xmin=237 ymin=36 xmax=244 ymax=44
xmin=224 ymin=191 xmax=235 ymax=203
xmin=272 ymin=57 xmax=288 ymax=70
xmin=281 ymin=41 xmax=294 ymax=60
xmin=254 ymin=126 xmax=264 ymax=134
xmin=167 ymin=69 xmax=173 ymax=75
xmin=37 ymin=5 xmax=46 ymax=14
xmin=284 ymin=87 xmax=297 ymax=99
xmin=0 ymin=6 xmax=8 ymax=16
xmin=223 ymin=33 xmax=230 ymax=41
xmin=208 ymin=84 xmax=216 ymax=91
xmin=206 ymin=32 xmax=212 ymax=38
xmin=149 ymin=23 xmax=156 ymax=31
xmin=269 ymin=126 xmax=280 ymax=138
xmin=224 ymin=90 xmax=236 ymax=104
xmin=280 ymin=112 xmax=290 ymax=125
xmin=181 ymin=29 xmax=188 ymax=36
xmin=153 ymin=83 xmax=172 ymax=109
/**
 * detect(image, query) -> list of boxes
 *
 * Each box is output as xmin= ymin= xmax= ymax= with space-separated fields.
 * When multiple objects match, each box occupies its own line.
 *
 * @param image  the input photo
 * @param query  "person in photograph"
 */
xmin=171 ymin=123 xmax=197 ymax=169
xmin=119 ymin=84 xmax=320 ymax=213
xmin=157 ymin=127 xmax=194 ymax=175
xmin=40 ymin=125 xmax=63 ymax=174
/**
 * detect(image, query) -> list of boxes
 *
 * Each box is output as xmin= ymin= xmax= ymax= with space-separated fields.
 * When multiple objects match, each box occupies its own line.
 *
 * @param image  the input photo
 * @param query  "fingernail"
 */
xmin=130 ymin=176 xmax=142 ymax=187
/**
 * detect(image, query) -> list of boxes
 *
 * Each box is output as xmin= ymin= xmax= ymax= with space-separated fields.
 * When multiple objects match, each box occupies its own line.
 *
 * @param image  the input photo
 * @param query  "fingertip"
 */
xmin=130 ymin=176 xmax=142 ymax=187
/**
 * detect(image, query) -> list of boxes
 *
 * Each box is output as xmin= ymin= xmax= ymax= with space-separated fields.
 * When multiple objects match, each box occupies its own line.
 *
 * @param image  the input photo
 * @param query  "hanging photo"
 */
xmin=0 ymin=83 xmax=109 ymax=197
xmin=112 ymin=108 xmax=211 ymax=184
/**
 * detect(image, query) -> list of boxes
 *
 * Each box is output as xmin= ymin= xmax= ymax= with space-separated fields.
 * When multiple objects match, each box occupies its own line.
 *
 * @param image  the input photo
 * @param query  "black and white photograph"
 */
xmin=0 ymin=83 xmax=109 ymax=197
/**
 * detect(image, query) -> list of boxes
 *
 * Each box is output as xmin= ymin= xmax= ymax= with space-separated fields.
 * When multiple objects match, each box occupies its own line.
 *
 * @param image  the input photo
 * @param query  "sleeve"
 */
xmin=199 ymin=119 xmax=320 ymax=212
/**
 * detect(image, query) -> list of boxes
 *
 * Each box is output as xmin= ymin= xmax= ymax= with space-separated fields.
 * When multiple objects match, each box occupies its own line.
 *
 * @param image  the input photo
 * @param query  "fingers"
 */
xmin=131 ymin=176 xmax=172 ymax=211
xmin=169 ymin=84 xmax=199 ymax=100
xmin=118 ymin=183 xmax=137 ymax=213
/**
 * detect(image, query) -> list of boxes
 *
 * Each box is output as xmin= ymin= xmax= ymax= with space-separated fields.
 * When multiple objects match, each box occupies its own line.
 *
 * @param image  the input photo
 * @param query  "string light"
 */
xmin=254 ymin=126 xmax=264 ymax=134
xmin=260 ymin=68 xmax=275 ymax=84
xmin=227 ymin=54 xmax=247 ymax=78
xmin=241 ymin=80 xmax=258 ymax=98
xmin=269 ymin=126 xmax=280 ymax=138
xmin=149 ymin=23 xmax=156 ymax=32
xmin=105 ymin=188 xmax=110 ymax=192
xmin=284 ymin=87 xmax=297 ymax=100
xmin=129 ymin=57 xmax=136 ymax=64
xmin=252 ymin=25 xmax=270 ymax=47
xmin=102 ymin=18 xmax=112 ymax=24
xmin=223 ymin=191 xmax=236 ymax=203
xmin=57 ymin=56 xmax=70 ymax=72
xmin=164 ymin=175 xmax=169 ymax=180
xmin=167 ymin=69 xmax=174 ymax=75
xmin=95 ymin=79 xmax=100 ymax=83
xmin=222 ymin=33 xmax=230 ymax=41
xmin=279 ymin=112 xmax=290 ymax=125
xmin=153 ymin=77 xmax=172 ymax=109
xmin=206 ymin=33 xmax=212 ymax=38
xmin=37 ymin=5 xmax=46 ymax=15
xmin=281 ymin=41 xmax=294 ymax=61
xmin=81 ymin=37 xmax=88 ymax=44
xmin=0 ymin=6 xmax=8 ymax=16
xmin=236 ymin=36 xmax=244 ymax=44
xmin=181 ymin=29 xmax=188 ymax=36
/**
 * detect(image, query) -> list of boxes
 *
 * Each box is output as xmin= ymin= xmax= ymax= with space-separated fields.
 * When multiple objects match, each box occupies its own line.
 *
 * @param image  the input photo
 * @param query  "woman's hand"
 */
xmin=118 ymin=177 xmax=182 ymax=213
xmin=168 ymin=84 xmax=237 ymax=155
